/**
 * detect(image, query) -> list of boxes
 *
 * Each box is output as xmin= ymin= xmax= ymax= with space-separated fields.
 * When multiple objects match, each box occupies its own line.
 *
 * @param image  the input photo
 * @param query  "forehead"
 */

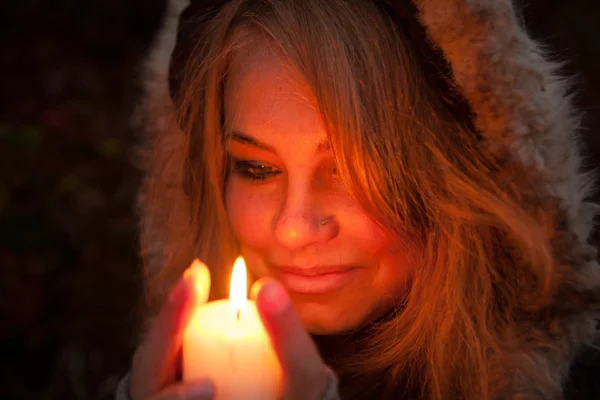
xmin=224 ymin=36 xmax=327 ymax=145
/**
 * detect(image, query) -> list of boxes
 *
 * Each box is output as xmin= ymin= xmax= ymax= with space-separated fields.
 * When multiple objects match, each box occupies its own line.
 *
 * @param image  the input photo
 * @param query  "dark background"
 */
xmin=1 ymin=1 xmax=599 ymax=399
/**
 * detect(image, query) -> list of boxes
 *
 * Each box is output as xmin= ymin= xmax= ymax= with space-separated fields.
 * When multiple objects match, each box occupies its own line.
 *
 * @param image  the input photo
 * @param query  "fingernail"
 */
xmin=260 ymin=280 xmax=291 ymax=316
xmin=185 ymin=380 xmax=215 ymax=399
xmin=183 ymin=259 xmax=205 ymax=282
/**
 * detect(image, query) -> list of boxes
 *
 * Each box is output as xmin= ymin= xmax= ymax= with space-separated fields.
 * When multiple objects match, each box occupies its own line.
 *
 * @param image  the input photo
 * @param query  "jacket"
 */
xmin=131 ymin=0 xmax=600 ymax=398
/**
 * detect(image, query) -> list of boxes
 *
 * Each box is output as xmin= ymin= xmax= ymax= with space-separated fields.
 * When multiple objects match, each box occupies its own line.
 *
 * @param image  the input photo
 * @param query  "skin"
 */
xmin=128 ymin=36 xmax=416 ymax=400
xmin=224 ymin=38 xmax=414 ymax=334
xmin=129 ymin=261 xmax=330 ymax=400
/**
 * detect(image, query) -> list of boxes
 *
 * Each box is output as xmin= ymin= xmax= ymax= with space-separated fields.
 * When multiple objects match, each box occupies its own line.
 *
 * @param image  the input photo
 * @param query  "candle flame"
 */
xmin=229 ymin=256 xmax=247 ymax=315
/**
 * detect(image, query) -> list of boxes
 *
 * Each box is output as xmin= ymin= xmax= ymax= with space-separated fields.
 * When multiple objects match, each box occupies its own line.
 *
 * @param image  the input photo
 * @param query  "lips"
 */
xmin=272 ymin=265 xmax=360 ymax=295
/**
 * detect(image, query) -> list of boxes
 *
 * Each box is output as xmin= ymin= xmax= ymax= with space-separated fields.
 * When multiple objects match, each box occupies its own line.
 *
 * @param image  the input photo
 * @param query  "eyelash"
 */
xmin=231 ymin=159 xmax=282 ymax=182
xmin=230 ymin=158 xmax=339 ymax=184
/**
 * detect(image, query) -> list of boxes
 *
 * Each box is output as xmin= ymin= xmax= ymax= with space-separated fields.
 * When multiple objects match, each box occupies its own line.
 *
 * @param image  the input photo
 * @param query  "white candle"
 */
xmin=183 ymin=257 xmax=283 ymax=400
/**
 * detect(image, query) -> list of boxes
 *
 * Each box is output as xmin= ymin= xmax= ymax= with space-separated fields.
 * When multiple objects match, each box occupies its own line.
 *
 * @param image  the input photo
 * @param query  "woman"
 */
xmin=117 ymin=0 xmax=600 ymax=398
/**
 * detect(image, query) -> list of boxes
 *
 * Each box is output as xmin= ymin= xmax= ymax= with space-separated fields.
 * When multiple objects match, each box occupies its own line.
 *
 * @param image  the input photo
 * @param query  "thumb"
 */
xmin=130 ymin=260 xmax=211 ymax=399
xmin=252 ymin=278 xmax=330 ymax=400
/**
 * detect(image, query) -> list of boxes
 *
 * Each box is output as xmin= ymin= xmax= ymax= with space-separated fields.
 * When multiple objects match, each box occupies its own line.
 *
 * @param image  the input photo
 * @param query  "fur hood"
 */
xmin=136 ymin=0 xmax=600 ymax=398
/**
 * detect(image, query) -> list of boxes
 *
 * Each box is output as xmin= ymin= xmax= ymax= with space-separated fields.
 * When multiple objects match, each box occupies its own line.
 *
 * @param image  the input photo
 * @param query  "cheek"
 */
xmin=226 ymin=180 xmax=277 ymax=249
xmin=377 ymin=250 xmax=416 ymax=296
xmin=349 ymin=218 xmax=418 ymax=294
xmin=374 ymin=234 xmax=419 ymax=296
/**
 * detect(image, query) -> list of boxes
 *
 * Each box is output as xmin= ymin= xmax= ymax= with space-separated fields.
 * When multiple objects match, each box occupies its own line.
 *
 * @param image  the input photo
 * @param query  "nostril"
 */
xmin=273 ymin=212 xmax=318 ymax=250
xmin=273 ymin=211 xmax=339 ymax=251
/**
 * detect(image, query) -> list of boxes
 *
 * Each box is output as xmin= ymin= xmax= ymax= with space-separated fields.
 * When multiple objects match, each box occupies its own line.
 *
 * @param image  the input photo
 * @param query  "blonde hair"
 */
xmin=142 ymin=0 xmax=561 ymax=398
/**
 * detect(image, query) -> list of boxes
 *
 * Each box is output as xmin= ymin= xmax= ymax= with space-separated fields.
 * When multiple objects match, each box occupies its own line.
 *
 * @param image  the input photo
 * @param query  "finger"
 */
xmin=131 ymin=260 xmax=211 ymax=400
xmin=183 ymin=259 xmax=212 ymax=305
xmin=148 ymin=379 xmax=215 ymax=400
xmin=252 ymin=278 xmax=329 ymax=400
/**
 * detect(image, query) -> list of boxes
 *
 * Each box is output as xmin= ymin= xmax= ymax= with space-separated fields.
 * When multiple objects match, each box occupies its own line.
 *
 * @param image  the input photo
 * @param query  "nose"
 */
xmin=273 ymin=189 xmax=338 ymax=251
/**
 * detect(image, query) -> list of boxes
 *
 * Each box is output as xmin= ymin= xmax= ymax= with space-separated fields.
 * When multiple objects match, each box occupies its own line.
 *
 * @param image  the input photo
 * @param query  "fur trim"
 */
xmin=412 ymin=0 xmax=600 ymax=397
xmin=136 ymin=0 xmax=600 ymax=397
xmin=413 ymin=0 xmax=596 ymax=242
xmin=134 ymin=0 xmax=188 ymax=281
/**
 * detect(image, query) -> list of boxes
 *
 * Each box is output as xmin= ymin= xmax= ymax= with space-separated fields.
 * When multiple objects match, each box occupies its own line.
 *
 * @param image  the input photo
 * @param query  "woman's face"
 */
xmin=224 ymin=40 xmax=415 ymax=334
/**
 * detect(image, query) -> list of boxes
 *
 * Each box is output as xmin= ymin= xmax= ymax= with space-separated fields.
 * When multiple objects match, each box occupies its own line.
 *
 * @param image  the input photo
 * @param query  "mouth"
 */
xmin=272 ymin=265 xmax=360 ymax=295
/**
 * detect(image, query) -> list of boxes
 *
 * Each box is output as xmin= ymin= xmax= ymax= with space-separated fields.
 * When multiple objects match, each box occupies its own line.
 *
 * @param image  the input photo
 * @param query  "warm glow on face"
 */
xmin=224 ymin=41 xmax=415 ymax=334
xmin=229 ymin=256 xmax=248 ymax=315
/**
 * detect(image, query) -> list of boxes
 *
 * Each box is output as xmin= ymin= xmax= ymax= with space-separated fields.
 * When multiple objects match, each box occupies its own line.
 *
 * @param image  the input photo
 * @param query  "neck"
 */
xmin=311 ymin=310 xmax=420 ymax=399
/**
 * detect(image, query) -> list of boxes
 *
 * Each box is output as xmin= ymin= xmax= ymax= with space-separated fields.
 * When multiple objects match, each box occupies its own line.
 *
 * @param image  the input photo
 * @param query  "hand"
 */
xmin=129 ymin=260 xmax=215 ymax=400
xmin=251 ymin=278 xmax=340 ymax=400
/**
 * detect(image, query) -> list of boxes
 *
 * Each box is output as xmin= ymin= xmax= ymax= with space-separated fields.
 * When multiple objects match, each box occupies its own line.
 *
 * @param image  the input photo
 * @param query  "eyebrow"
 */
xmin=229 ymin=131 xmax=331 ymax=154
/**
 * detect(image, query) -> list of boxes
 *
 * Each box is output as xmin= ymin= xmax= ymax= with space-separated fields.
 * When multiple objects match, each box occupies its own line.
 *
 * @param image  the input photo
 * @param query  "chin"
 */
xmin=289 ymin=293 xmax=375 ymax=335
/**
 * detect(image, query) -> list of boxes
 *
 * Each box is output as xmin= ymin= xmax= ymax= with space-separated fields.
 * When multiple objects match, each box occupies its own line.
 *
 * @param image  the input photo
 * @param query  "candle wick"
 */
xmin=236 ymin=309 xmax=241 ymax=321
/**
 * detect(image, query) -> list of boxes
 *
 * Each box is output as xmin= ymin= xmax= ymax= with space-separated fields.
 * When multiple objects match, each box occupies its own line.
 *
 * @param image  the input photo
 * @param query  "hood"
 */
xmin=136 ymin=0 xmax=600 ymax=397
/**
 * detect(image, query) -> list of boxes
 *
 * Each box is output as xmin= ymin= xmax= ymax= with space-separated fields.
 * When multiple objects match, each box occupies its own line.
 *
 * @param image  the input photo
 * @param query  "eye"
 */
xmin=231 ymin=159 xmax=282 ymax=182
